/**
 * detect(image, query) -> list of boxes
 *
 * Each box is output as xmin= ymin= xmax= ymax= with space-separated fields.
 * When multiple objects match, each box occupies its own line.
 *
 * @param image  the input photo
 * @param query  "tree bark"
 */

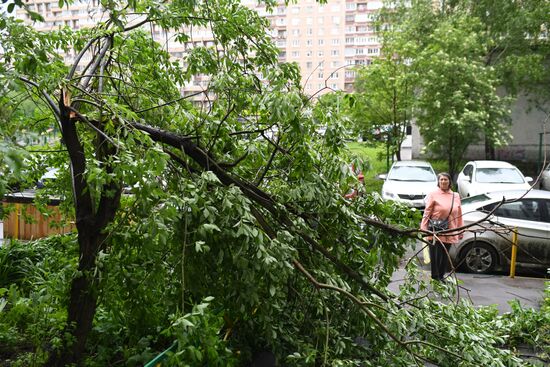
xmin=48 ymin=94 xmax=121 ymax=366
xmin=47 ymin=229 xmax=105 ymax=366
xmin=485 ymin=137 xmax=496 ymax=160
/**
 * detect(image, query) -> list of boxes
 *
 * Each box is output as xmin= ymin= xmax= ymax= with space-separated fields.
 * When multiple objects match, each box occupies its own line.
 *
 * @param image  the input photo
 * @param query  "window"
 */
xmin=306 ymin=17 xmax=313 ymax=25
xmin=306 ymin=50 xmax=313 ymax=57
xmin=318 ymin=39 xmax=325 ymax=46
xmin=291 ymin=40 xmax=300 ymax=47
xmin=291 ymin=51 xmax=300 ymax=57
xmin=318 ymin=71 xmax=324 ymax=79
xmin=346 ymin=37 xmax=354 ymax=45
xmin=346 ymin=3 xmax=357 ymax=10
xmin=292 ymin=18 xmax=300 ymax=25
xmin=332 ymin=38 xmax=340 ymax=45
xmin=331 ymin=49 xmax=339 ymax=56
xmin=291 ymin=6 xmax=300 ymax=13
xmin=332 ymin=16 xmax=340 ymax=25
xmin=318 ymin=17 xmax=324 ymax=24
xmin=306 ymin=40 xmax=313 ymax=46
xmin=462 ymin=164 xmax=474 ymax=178
xmin=476 ymin=168 xmax=524 ymax=184
xmin=330 ymin=72 xmax=339 ymax=79
xmin=307 ymin=28 xmax=313 ymax=35
xmin=291 ymin=29 xmax=300 ymax=36
xmin=306 ymin=61 xmax=313 ymax=69
xmin=486 ymin=200 xmax=543 ymax=222
xmin=318 ymin=50 xmax=324 ymax=57
xmin=331 ymin=61 xmax=340 ymax=67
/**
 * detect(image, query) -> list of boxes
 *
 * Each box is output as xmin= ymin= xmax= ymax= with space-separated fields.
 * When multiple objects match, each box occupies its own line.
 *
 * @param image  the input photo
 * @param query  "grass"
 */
xmin=347 ymin=141 xmax=389 ymax=193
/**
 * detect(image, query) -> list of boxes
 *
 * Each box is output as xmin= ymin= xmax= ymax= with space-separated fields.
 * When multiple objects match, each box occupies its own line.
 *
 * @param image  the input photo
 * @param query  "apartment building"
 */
xmin=16 ymin=0 xmax=383 ymax=96
xmin=249 ymin=0 xmax=382 ymax=94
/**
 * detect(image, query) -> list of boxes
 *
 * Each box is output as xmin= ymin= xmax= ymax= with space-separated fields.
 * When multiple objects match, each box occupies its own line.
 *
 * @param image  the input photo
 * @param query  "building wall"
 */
xmin=17 ymin=0 xmax=382 ymax=98
xmin=411 ymin=93 xmax=550 ymax=175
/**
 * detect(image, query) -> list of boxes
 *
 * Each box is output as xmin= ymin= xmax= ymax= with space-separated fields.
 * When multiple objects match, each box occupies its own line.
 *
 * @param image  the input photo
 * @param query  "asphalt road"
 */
xmin=388 ymin=268 xmax=546 ymax=313
xmin=389 ymin=242 xmax=548 ymax=313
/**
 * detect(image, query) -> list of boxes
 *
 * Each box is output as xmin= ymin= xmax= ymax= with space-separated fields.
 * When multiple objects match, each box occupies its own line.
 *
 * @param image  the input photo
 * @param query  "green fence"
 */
xmin=144 ymin=341 xmax=178 ymax=367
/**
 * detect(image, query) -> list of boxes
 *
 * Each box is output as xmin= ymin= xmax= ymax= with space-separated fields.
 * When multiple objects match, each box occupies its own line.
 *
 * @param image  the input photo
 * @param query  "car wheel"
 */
xmin=460 ymin=242 xmax=497 ymax=274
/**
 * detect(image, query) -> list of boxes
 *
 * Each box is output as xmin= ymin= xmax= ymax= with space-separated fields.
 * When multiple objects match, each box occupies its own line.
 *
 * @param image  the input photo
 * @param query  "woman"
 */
xmin=421 ymin=172 xmax=463 ymax=281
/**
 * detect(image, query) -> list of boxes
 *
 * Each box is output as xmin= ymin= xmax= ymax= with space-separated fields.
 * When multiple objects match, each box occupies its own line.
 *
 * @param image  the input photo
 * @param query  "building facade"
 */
xmin=16 ymin=0 xmax=383 ymax=97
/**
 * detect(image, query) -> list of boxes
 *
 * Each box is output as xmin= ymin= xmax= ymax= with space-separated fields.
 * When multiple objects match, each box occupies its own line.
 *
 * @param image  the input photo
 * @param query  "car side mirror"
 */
xmin=378 ymin=173 xmax=387 ymax=180
xmin=461 ymin=174 xmax=471 ymax=183
xmin=525 ymin=176 xmax=533 ymax=183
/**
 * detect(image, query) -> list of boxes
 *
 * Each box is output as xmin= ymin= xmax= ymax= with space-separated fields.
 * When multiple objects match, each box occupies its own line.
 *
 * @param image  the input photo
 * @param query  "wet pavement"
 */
xmin=388 ymin=268 xmax=547 ymax=313
xmin=390 ymin=240 xmax=547 ymax=313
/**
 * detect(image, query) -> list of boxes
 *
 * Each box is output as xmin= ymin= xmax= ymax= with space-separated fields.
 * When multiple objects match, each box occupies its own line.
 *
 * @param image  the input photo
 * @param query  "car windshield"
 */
xmin=387 ymin=166 xmax=436 ymax=182
xmin=476 ymin=168 xmax=524 ymax=184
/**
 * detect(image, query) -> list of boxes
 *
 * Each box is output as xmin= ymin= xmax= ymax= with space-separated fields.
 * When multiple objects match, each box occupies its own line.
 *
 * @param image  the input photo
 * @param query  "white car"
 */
xmin=456 ymin=160 xmax=532 ymax=198
xmin=380 ymin=160 xmax=438 ymax=208
xmin=540 ymin=163 xmax=550 ymax=191
xmin=450 ymin=190 xmax=550 ymax=274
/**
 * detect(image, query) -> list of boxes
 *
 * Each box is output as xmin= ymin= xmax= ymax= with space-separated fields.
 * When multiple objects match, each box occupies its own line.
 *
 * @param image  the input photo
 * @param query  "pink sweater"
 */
xmin=421 ymin=188 xmax=464 ymax=244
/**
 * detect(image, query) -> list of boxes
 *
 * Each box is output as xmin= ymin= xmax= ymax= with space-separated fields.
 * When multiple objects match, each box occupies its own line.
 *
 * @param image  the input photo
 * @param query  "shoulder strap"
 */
xmin=446 ymin=192 xmax=455 ymax=220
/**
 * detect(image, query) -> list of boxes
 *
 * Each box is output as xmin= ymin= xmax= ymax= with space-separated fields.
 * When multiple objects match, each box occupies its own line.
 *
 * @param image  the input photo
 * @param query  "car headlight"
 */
xmin=382 ymin=191 xmax=396 ymax=199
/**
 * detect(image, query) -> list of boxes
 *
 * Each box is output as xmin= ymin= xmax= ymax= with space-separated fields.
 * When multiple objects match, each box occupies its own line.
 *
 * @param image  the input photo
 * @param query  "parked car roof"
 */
xmin=462 ymin=189 xmax=550 ymax=206
xmin=468 ymin=160 xmax=517 ymax=168
xmin=391 ymin=160 xmax=432 ymax=167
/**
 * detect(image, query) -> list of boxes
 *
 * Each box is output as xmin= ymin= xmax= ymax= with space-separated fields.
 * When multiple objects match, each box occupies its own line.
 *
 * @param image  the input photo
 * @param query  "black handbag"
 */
xmin=428 ymin=193 xmax=454 ymax=232
xmin=428 ymin=218 xmax=449 ymax=231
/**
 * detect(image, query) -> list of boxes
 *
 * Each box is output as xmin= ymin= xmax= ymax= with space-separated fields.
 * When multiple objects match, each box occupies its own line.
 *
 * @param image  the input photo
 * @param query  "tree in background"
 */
xmin=378 ymin=0 xmax=549 ymax=175
xmin=413 ymin=15 xmax=512 ymax=177
xmin=353 ymin=54 xmax=416 ymax=161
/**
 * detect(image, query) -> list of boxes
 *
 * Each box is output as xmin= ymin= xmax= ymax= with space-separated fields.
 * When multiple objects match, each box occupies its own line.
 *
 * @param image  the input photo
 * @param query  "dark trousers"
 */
xmin=430 ymin=242 xmax=451 ymax=280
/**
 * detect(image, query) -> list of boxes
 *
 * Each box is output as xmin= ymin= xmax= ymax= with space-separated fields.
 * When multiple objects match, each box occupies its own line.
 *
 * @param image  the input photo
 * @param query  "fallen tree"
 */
xmin=0 ymin=1 xmax=544 ymax=366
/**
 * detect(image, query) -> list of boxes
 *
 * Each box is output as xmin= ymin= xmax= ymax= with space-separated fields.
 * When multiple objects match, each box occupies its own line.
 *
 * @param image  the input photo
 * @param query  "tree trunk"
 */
xmin=47 ymin=232 xmax=103 ymax=366
xmin=485 ymin=137 xmax=496 ymax=160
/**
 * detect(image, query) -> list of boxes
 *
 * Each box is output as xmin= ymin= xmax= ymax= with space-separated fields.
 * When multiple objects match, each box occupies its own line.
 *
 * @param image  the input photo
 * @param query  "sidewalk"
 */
xmin=388 ymin=268 xmax=547 ymax=313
